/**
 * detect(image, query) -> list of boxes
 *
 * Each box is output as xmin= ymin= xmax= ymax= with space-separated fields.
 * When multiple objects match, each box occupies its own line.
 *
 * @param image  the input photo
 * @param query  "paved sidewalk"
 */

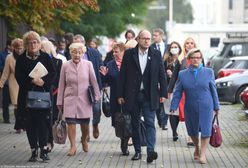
xmin=0 ymin=104 xmax=248 ymax=168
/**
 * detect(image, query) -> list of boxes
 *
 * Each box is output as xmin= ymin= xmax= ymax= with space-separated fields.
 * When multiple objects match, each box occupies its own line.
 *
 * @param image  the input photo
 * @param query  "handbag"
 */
xmin=115 ymin=105 xmax=132 ymax=138
xmin=210 ymin=114 xmax=223 ymax=148
xmin=26 ymin=87 xmax=51 ymax=110
xmin=88 ymin=85 xmax=95 ymax=103
xmin=102 ymin=89 xmax=111 ymax=117
xmin=52 ymin=111 xmax=67 ymax=144
xmin=139 ymin=119 xmax=147 ymax=146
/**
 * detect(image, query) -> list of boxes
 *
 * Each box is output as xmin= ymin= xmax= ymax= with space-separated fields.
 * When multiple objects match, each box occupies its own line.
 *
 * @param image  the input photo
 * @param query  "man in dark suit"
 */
xmin=117 ymin=30 xmax=167 ymax=163
xmin=151 ymin=28 xmax=169 ymax=130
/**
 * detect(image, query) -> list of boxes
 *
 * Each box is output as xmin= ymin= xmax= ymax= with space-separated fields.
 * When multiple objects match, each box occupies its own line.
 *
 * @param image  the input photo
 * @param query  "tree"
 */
xmin=144 ymin=0 xmax=193 ymax=33
xmin=0 ymin=0 xmax=99 ymax=37
xmin=61 ymin=0 xmax=150 ymax=41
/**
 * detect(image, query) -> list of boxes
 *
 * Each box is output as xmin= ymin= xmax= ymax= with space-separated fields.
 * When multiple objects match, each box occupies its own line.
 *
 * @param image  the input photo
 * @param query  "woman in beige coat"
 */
xmin=0 ymin=38 xmax=23 ymax=133
xmin=57 ymin=43 xmax=100 ymax=156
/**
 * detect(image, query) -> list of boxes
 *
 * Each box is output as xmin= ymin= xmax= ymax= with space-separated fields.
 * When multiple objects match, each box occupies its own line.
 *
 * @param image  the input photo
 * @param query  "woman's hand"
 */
xmin=160 ymin=97 xmax=166 ymax=103
xmin=118 ymin=98 xmax=125 ymax=105
xmin=167 ymin=69 xmax=172 ymax=78
xmin=99 ymin=66 xmax=108 ymax=76
xmin=57 ymin=105 xmax=63 ymax=112
xmin=32 ymin=78 xmax=44 ymax=86
xmin=214 ymin=110 xmax=219 ymax=116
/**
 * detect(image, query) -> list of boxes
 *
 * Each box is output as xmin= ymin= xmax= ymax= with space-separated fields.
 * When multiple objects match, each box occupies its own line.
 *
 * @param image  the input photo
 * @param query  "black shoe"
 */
xmin=122 ymin=150 xmax=130 ymax=156
xmin=3 ymin=120 xmax=10 ymax=124
xmin=40 ymin=148 xmax=50 ymax=161
xmin=131 ymin=153 xmax=141 ymax=160
xmin=147 ymin=151 xmax=158 ymax=163
xmin=173 ymin=132 xmax=178 ymax=141
xmin=173 ymin=136 xmax=178 ymax=141
xmin=187 ymin=142 xmax=195 ymax=146
xmin=28 ymin=148 xmax=38 ymax=162
xmin=162 ymin=125 xmax=168 ymax=130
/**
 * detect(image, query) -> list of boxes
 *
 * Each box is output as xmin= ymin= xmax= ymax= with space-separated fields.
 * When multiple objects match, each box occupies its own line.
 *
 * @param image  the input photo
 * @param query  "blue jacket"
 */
xmin=170 ymin=66 xmax=219 ymax=137
xmin=86 ymin=47 xmax=103 ymax=89
xmin=0 ymin=49 xmax=11 ymax=72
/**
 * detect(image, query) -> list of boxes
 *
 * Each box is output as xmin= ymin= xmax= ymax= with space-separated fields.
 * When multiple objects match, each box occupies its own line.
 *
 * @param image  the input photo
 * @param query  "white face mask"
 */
xmin=170 ymin=48 xmax=179 ymax=55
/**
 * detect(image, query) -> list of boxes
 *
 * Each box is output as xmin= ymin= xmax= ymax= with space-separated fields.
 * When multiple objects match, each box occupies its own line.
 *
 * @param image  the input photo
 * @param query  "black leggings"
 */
xmin=26 ymin=111 xmax=50 ymax=149
xmin=169 ymin=115 xmax=179 ymax=137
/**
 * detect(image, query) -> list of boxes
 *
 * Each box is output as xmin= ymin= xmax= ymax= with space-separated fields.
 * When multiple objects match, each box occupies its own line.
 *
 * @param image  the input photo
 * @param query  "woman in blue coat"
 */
xmin=170 ymin=48 xmax=219 ymax=164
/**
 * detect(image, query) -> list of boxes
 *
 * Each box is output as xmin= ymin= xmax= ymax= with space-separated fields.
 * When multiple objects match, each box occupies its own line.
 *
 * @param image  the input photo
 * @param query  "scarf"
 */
xmin=115 ymin=58 xmax=122 ymax=71
xmin=193 ymin=63 xmax=203 ymax=78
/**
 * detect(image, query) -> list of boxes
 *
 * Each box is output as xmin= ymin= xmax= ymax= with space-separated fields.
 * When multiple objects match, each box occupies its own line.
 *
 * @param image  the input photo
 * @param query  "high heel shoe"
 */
xmin=199 ymin=156 xmax=207 ymax=164
xmin=67 ymin=147 xmax=76 ymax=156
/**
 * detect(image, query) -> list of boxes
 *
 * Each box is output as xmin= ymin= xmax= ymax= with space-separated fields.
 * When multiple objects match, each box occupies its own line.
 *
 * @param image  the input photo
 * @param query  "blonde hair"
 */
xmin=125 ymin=39 xmax=137 ymax=49
xmin=113 ymin=42 xmax=125 ymax=51
xmin=41 ymin=40 xmax=57 ymax=58
xmin=69 ymin=42 xmax=86 ymax=53
xmin=11 ymin=38 xmax=23 ymax=49
xmin=178 ymin=37 xmax=197 ymax=64
xmin=23 ymin=31 xmax=41 ymax=49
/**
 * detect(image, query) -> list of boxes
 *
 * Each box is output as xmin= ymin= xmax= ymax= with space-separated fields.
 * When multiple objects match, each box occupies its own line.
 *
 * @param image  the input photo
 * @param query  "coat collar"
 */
xmin=132 ymin=45 xmax=153 ymax=72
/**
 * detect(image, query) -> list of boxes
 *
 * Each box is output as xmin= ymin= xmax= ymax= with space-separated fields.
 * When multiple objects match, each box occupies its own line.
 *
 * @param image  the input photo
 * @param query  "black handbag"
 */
xmin=102 ymin=89 xmax=111 ymax=117
xmin=88 ymin=85 xmax=95 ymax=103
xmin=26 ymin=87 xmax=51 ymax=110
xmin=139 ymin=119 xmax=147 ymax=146
xmin=115 ymin=105 xmax=132 ymax=138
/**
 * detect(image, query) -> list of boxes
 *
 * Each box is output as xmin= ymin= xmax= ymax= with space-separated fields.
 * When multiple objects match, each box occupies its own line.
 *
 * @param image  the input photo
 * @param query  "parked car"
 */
xmin=208 ymin=36 xmax=248 ymax=77
xmin=240 ymin=87 xmax=248 ymax=108
xmin=217 ymin=56 xmax=248 ymax=78
xmin=215 ymin=70 xmax=248 ymax=103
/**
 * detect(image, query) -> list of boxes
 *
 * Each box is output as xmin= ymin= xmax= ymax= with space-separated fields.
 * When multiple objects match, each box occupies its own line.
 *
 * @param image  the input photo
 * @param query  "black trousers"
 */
xmin=26 ymin=110 xmax=50 ymax=149
xmin=2 ymin=83 xmax=10 ymax=122
xmin=169 ymin=115 xmax=179 ymax=137
xmin=120 ymin=137 xmax=129 ymax=153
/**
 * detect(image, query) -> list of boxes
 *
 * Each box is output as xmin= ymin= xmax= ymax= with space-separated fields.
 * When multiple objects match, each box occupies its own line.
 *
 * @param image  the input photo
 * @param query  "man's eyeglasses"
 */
xmin=190 ymin=57 xmax=202 ymax=60
xmin=139 ymin=37 xmax=151 ymax=41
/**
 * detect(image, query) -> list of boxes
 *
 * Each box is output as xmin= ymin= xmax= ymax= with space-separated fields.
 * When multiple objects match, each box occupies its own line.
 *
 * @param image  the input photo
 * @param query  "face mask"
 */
xmin=170 ymin=48 xmax=179 ymax=55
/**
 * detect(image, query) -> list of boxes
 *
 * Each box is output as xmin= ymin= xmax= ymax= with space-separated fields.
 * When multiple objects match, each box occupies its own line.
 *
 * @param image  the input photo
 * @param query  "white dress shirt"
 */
xmin=156 ymin=41 xmax=165 ymax=57
xmin=138 ymin=48 xmax=148 ymax=90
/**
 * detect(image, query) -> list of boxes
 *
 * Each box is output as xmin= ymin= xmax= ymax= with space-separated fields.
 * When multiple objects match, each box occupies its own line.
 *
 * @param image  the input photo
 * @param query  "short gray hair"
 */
xmin=73 ymin=34 xmax=85 ymax=44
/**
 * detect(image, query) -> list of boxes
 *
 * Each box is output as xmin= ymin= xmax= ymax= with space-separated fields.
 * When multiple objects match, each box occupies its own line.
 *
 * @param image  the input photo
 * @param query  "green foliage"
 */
xmin=61 ymin=0 xmax=150 ymax=41
xmin=0 ymin=0 xmax=99 ymax=37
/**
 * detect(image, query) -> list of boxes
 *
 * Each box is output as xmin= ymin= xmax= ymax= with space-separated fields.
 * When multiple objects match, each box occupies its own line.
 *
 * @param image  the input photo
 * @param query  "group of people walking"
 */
xmin=0 ymin=27 xmax=219 ymax=165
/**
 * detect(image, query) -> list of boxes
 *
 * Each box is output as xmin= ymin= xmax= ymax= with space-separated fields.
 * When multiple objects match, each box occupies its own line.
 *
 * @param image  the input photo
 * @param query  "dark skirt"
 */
xmin=65 ymin=118 xmax=90 ymax=124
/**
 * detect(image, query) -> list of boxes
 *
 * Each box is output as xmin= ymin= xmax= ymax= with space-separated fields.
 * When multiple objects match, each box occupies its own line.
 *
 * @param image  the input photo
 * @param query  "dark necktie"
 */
xmin=157 ymin=44 xmax=162 ymax=56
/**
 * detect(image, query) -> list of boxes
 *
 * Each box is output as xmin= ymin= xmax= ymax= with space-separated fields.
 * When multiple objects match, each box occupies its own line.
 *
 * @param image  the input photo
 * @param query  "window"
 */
xmin=229 ymin=0 xmax=233 ymax=10
xmin=245 ymin=0 xmax=248 ymax=9
xmin=210 ymin=38 xmax=220 ymax=47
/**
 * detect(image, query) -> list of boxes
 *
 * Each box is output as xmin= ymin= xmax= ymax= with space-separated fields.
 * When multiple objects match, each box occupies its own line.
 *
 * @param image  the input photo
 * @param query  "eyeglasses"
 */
xmin=139 ymin=37 xmax=151 ymax=41
xmin=190 ymin=57 xmax=202 ymax=60
xmin=27 ymin=41 xmax=38 ymax=46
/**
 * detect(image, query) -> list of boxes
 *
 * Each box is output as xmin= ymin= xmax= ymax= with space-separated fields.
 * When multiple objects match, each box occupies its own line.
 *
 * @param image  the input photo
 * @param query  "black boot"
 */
xmin=28 ymin=148 xmax=38 ymax=162
xmin=40 ymin=147 xmax=50 ymax=161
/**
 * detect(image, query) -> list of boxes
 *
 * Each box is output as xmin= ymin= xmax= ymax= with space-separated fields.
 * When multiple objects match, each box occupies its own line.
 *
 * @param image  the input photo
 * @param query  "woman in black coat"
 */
xmin=15 ymin=31 xmax=55 ymax=162
xmin=100 ymin=42 xmax=130 ymax=156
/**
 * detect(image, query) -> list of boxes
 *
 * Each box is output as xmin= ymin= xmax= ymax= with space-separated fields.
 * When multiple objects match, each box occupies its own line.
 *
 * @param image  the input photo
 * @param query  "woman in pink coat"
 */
xmin=57 ymin=43 xmax=100 ymax=156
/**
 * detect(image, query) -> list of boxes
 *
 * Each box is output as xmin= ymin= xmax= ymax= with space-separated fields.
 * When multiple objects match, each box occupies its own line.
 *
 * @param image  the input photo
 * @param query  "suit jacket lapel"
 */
xmin=148 ymin=48 xmax=155 ymax=77
xmin=132 ymin=47 xmax=142 ymax=73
